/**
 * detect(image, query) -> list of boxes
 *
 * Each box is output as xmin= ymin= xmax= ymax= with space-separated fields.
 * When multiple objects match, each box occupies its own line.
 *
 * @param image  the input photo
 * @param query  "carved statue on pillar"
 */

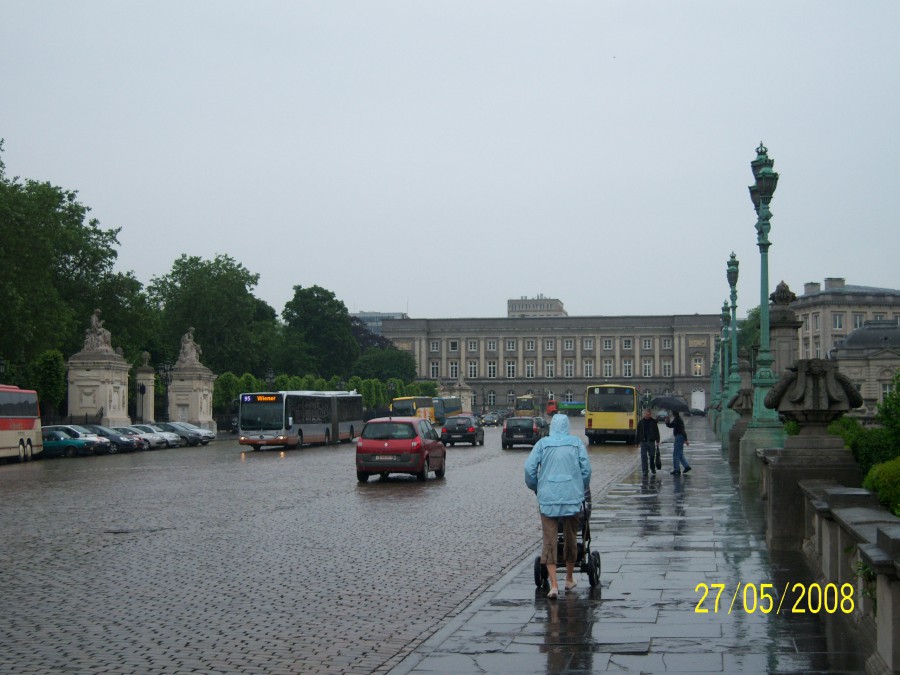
xmin=83 ymin=308 xmax=115 ymax=354
xmin=175 ymin=327 xmax=203 ymax=367
xmin=765 ymin=358 xmax=863 ymax=435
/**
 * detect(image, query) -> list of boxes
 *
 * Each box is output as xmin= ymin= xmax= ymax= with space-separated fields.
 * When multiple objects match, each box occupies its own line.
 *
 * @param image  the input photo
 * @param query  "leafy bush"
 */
xmin=827 ymin=416 xmax=866 ymax=449
xmin=863 ymin=456 xmax=900 ymax=517
xmin=853 ymin=427 xmax=898 ymax=477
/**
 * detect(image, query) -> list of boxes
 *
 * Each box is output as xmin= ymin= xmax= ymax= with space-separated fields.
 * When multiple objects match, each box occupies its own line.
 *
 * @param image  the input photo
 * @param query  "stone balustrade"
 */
xmin=799 ymin=479 xmax=900 ymax=673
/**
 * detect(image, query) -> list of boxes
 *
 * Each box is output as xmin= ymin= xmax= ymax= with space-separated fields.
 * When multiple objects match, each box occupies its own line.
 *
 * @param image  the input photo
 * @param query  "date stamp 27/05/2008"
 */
xmin=694 ymin=582 xmax=856 ymax=615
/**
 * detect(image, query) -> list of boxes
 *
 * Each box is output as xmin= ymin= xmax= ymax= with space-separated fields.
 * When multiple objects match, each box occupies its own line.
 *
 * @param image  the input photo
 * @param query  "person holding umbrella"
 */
xmin=665 ymin=410 xmax=691 ymax=475
xmin=636 ymin=408 xmax=660 ymax=476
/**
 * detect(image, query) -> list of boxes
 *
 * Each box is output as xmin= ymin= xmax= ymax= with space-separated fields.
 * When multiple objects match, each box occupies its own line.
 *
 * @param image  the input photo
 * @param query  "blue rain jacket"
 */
xmin=524 ymin=414 xmax=592 ymax=517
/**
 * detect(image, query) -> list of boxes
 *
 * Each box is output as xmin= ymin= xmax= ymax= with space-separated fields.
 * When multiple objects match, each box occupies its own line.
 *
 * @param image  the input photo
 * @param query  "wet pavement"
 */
xmin=390 ymin=421 xmax=867 ymax=674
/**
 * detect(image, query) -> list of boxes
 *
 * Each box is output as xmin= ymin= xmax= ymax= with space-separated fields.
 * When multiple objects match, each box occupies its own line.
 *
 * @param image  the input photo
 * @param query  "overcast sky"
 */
xmin=2 ymin=1 xmax=897 ymax=321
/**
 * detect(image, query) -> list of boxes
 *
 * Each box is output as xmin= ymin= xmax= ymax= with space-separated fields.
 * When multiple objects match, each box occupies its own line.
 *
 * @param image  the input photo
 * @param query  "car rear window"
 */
xmin=447 ymin=417 xmax=473 ymax=427
xmin=362 ymin=422 xmax=416 ymax=440
xmin=507 ymin=419 xmax=533 ymax=430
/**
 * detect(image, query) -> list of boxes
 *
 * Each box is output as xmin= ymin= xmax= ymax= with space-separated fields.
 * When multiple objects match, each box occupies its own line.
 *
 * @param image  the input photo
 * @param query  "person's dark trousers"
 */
xmin=640 ymin=441 xmax=656 ymax=474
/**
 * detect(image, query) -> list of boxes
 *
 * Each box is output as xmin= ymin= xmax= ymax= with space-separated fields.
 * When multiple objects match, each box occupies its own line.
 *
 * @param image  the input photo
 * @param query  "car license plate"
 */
xmin=451 ymin=434 xmax=463 ymax=439
xmin=513 ymin=434 xmax=524 ymax=439
xmin=375 ymin=455 xmax=396 ymax=461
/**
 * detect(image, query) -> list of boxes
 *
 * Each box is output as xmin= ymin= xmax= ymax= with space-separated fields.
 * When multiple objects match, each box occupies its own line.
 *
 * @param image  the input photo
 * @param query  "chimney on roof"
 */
xmin=823 ymin=277 xmax=846 ymax=290
xmin=803 ymin=282 xmax=821 ymax=295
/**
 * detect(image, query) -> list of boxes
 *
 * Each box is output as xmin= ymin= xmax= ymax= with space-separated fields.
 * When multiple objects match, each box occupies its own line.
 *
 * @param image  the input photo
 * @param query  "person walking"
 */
xmin=636 ymin=408 xmax=660 ymax=476
xmin=524 ymin=414 xmax=592 ymax=599
xmin=666 ymin=410 xmax=691 ymax=475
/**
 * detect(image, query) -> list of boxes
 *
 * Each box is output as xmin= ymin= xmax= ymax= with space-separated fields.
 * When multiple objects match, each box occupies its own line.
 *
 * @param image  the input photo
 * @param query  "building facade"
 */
xmin=832 ymin=320 xmax=900 ymax=419
xmin=507 ymin=295 xmax=567 ymax=318
xmin=791 ymin=278 xmax=900 ymax=360
xmin=381 ymin=314 xmax=720 ymax=412
xmin=351 ymin=311 xmax=409 ymax=336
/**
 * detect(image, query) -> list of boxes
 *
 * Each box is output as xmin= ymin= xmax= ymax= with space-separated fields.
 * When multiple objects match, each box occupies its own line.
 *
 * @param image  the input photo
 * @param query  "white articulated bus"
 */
xmin=238 ymin=390 xmax=364 ymax=451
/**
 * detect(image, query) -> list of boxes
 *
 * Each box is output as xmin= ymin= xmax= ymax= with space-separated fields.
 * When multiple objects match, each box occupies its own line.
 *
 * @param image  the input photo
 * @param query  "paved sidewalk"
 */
xmin=390 ymin=422 xmax=866 ymax=674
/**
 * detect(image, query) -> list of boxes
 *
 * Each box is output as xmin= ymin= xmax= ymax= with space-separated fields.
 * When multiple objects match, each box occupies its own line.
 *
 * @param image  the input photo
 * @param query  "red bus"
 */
xmin=0 ymin=385 xmax=43 ymax=462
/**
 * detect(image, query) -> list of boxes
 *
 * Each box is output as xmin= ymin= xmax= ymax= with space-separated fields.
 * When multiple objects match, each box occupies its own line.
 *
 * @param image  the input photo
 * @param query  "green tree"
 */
xmin=0 ymin=142 xmax=123 ymax=363
xmin=875 ymin=370 xmax=900 ymax=442
xmin=213 ymin=372 xmax=241 ymax=414
xmin=282 ymin=285 xmax=359 ymax=379
xmin=737 ymin=306 xmax=761 ymax=364
xmin=28 ymin=350 xmax=67 ymax=416
xmin=149 ymin=255 xmax=276 ymax=375
xmin=352 ymin=347 xmax=416 ymax=382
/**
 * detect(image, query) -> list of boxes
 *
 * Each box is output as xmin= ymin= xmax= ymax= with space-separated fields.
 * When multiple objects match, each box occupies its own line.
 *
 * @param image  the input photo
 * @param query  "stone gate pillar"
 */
xmin=168 ymin=328 xmax=217 ymax=432
xmin=135 ymin=352 xmax=155 ymax=423
xmin=67 ymin=309 xmax=131 ymax=427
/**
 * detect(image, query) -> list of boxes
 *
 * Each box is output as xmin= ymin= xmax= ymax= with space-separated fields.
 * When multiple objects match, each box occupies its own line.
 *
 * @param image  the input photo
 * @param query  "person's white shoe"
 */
xmin=565 ymin=579 xmax=577 ymax=591
xmin=547 ymin=587 xmax=558 ymax=599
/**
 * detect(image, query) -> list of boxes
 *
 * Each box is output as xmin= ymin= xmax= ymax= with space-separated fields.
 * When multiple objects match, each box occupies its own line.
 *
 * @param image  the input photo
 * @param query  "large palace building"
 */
xmin=381 ymin=303 xmax=721 ymax=412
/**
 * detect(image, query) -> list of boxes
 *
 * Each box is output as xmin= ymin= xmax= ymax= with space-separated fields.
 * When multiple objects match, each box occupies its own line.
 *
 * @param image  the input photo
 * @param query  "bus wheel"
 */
xmin=297 ymin=431 xmax=303 ymax=448
xmin=26 ymin=441 xmax=33 ymax=461
xmin=18 ymin=442 xmax=25 ymax=462
xmin=348 ymin=426 xmax=354 ymax=443
xmin=324 ymin=430 xmax=331 ymax=446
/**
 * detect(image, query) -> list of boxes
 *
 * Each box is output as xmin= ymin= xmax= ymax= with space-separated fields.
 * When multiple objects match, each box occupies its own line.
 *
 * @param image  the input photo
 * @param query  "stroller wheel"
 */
xmin=533 ymin=556 xmax=548 ymax=588
xmin=587 ymin=551 xmax=602 ymax=588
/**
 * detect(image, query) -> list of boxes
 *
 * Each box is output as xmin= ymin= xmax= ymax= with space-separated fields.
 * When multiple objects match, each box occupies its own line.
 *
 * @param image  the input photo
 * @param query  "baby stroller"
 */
xmin=533 ymin=486 xmax=601 ymax=588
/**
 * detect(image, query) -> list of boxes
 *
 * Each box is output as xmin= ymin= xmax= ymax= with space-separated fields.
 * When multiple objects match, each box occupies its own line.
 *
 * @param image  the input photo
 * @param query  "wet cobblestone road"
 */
xmin=0 ymin=418 xmax=639 ymax=673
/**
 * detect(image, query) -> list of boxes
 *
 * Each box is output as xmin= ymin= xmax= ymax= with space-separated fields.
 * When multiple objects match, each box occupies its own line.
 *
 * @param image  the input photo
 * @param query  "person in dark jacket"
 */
xmin=635 ymin=409 xmax=659 ymax=476
xmin=666 ymin=411 xmax=691 ymax=475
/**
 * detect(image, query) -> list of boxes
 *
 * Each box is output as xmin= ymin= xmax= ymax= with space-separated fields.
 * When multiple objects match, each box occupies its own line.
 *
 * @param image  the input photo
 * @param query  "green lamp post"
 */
xmin=748 ymin=142 xmax=780 ymax=424
xmin=726 ymin=253 xmax=741 ymax=395
xmin=720 ymin=300 xmax=731 ymax=393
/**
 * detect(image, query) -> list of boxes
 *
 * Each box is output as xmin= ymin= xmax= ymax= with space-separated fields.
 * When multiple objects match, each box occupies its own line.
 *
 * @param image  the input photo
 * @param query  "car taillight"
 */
xmin=467 ymin=426 xmax=474 ymax=433
xmin=629 ymin=420 xmax=634 ymax=429
xmin=533 ymin=424 xmax=538 ymax=434
xmin=411 ymin=438 xmax=422 ymax=451
xmin=587 ymin=419 xmax=593 ymax=428
xmin=441 ymin=427 xmax=447 ymax=434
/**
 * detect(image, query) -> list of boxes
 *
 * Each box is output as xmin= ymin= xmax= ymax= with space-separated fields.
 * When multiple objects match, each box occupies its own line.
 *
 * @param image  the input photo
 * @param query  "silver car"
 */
xmin=131 ymin=423 xmax=183 ymax=448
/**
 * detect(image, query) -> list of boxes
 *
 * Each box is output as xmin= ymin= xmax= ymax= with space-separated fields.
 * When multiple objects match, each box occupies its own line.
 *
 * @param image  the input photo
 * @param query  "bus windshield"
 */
xmin=587 ymin=387 xmax=636 ymax=413
xmin=391 ymin=399 xmax=416 ymax=416
xmin=239 ymin=393 xmax=284 ymax=431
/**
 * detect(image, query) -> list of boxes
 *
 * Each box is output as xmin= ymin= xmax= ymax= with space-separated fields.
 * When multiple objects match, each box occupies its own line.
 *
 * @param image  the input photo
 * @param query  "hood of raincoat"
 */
xmin=547 ymin=413 xmax=581 ymax=446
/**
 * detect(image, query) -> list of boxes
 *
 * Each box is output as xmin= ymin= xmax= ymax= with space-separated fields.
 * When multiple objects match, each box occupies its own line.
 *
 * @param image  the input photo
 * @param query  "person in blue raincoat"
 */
xmin=524 ymin=414 xmax=592 ymax=599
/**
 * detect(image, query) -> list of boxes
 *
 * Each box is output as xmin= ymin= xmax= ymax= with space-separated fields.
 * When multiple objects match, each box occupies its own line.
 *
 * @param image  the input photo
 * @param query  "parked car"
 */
xmin=355 ymin=416 xmax=446 ymax=482
xmin=155 ymin=421 xmax=215 ymax=446
xmin=40 ymin=428 xmax=98 ymax=458
xmin=440 ymin=414 xmax=485 ymax=446
xmin=81 ymin=424 xmax=145 ymax=452
xmin=656 ymin=410 xmax=670 ymax=423
xmin=42 ymin=424 xmax=113 ymax=454
xmin=114 ymin=426 xmax=166 ymax=449
xmin=131 ymin=423 xmax=183 ymax=448
xmin=688 ymin=408 xmax=707 ymax=417
xmin=533 ymin=416 xmax=550 ymax=439
xmin=482 ymin=412 xmax=500 ymax=426
xmin=501 ymin=416 xmax=545 ymax=449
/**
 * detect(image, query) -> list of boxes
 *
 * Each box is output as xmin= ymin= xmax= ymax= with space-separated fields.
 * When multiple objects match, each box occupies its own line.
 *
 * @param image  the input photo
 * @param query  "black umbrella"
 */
xmin=649 ymin=396 xmax=690 ymax=413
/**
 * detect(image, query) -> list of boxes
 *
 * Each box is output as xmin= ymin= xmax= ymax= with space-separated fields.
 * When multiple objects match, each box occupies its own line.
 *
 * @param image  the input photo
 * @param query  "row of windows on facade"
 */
xmin=471 ymin=386 xmax=692 ymax=407
xmin=430 ymin=357 xmax=706 ymax=380
xmin=430 ymin=337 xmax=675 ymax=354
xmin=801 ymin=312 xmax=899 ymax=332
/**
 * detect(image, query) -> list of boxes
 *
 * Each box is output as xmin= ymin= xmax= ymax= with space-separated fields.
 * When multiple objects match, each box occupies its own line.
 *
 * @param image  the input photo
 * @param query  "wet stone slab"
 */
xmin=391 ymin=420 xmax=868 ymax=674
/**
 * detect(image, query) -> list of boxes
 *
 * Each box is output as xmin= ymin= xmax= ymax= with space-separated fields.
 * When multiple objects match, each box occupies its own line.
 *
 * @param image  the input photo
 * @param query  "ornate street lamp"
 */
xmin=748 ymin=142 xmax=780 ymax=424
xmin=720 ymin=300 xmax=731 ymax=392
xmin=726 ymin=253 xmax=741 ymax=394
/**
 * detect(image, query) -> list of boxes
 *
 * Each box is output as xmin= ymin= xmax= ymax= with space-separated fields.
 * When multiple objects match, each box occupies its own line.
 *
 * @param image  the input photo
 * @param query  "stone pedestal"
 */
xmin=739 ymin=422 xmax=785 ymax=485
xmin=67 ymin=309 xmax=131 ymax=427
xmin=166 ymin=328 xmax=217 ymax=432
xmin=757 ymin=437 xmax=862 ymax=550
xmin=168 ymin=364 xmax=217 ymax=432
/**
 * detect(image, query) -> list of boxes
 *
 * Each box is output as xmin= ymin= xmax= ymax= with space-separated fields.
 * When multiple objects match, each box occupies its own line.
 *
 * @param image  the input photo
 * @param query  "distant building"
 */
xmin=381 ymin=313 xmax=720 ymax=412
xmin=508 ymin=294 xmax=567 ymax=318
xmin=832 ymin=320 xmax=900 ymax=420
xmin=790 ymin=278 xmax=900 ymax=359
xmin=352 ymin=311 xmax=409 ymax=336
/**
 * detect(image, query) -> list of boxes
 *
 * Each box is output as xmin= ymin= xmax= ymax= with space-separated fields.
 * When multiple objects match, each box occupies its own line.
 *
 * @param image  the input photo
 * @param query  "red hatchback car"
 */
xmin=356 ymin=416 xmax=447 ymax=482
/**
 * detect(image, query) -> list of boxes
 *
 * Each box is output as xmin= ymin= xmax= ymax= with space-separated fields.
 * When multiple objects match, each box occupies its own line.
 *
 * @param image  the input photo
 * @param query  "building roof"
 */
xmin=839 ymin=320 xmax=900 ymax=351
